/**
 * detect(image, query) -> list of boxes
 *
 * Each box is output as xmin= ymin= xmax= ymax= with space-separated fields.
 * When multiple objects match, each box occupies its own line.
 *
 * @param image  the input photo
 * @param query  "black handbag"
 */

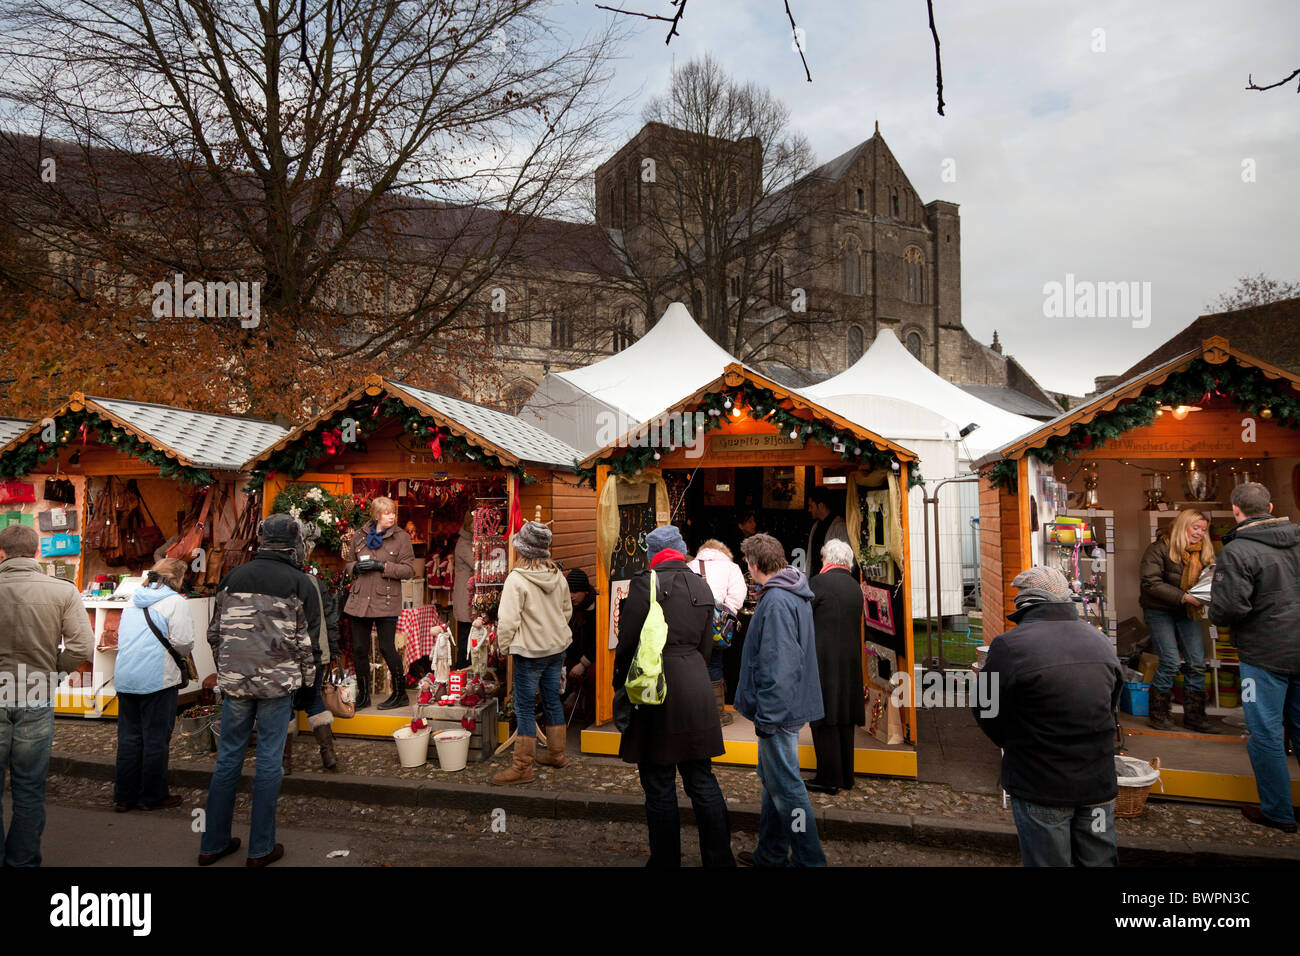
xmin=43 ymin=478 xmax=76 ymax=503
xmin=143 ymin=607 xmax=198 ymax=691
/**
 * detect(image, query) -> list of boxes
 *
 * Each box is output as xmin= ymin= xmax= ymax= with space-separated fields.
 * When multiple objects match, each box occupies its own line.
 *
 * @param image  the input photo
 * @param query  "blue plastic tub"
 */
xmin=1120 ymin=681 xmax=1151 ymax=717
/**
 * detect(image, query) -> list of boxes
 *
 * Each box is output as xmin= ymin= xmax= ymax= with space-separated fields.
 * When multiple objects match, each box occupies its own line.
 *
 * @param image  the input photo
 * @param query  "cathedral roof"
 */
xmin=808 ymin=136 xmax=875 ymax=182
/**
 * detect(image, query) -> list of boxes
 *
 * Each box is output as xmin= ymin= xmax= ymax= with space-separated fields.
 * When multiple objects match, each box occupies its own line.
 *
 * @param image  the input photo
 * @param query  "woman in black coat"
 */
xmin=613 ymin=525 xmax=734 ymax=867
xmin=807 ymin=539 xmax=866 ymax=794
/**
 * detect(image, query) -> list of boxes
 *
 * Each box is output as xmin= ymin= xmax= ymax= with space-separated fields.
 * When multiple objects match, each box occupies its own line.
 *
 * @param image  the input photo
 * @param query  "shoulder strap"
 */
xmin=143 ymin=603 xmax=190 ymax=687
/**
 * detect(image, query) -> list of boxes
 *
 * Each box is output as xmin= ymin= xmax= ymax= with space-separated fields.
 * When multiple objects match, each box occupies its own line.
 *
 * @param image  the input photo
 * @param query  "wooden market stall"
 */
xmin=578 ymin=362 xmax=922 ymax=778
xmin=973 ymin=336 xmax=1300 ymax=803
xmin=0 ymin=393 xmax=288 ymax=718
xmin=243 ymin=373 xmax=594 ymax=743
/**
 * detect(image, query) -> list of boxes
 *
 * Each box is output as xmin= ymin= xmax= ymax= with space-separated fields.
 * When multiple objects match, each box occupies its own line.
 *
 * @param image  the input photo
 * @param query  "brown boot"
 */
xmin=1183 ymin=687 xmax=1220 ymax=734
xmin=536 ymin=724 xmax=569 ymax=768
xmin=713 ymin=680 xmax=734 ymax=727
xmin=1148 ymin=688 xmax=1175 ymax=731
xmin=282 ymin=730 xmax=294 ymax=776
xmin=492 ymin=736 xmax=536 ymax=785
xmin=313 ymin=723 xmax=339 ymax=770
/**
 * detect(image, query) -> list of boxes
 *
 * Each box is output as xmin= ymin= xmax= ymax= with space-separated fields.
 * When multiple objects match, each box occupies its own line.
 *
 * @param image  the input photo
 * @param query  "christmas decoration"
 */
xmin=986 ymin=358 xmax=1300 ymax=489
xmin=270 ymin=483 xmax=374 ymax=553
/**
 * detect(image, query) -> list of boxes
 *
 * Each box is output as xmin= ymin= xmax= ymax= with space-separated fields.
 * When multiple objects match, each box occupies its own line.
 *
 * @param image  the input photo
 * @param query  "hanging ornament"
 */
xmin=1261 ymin=408 xmax=1273 ymax=419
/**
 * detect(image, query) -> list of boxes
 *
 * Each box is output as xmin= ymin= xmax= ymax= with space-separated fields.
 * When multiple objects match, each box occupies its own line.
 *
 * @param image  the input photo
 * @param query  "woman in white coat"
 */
xmin=688 ymin=539 xmax=747 ymax=726
xmin=112 ymin=558 xmax=195 ymax=811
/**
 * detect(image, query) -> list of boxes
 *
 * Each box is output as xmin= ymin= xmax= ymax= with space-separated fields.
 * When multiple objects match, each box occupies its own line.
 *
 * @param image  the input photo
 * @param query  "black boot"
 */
xmin=1183 ymin=687 xmax=1220 ymax=734
xmin=354 ymin=671 xmax=371 ymax=711
xmin=377 ymin=665 xmax=408 ymax=710
xmin=1148 ymin=688 xmax=1175 ymax=731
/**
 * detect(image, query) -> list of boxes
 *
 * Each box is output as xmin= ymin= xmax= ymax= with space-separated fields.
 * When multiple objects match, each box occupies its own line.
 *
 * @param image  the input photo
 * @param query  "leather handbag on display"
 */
xmin=120 ymin=480 xmax=165 ymax=564
xmin=166 ymin=485 xmax=214 ymax=562
xmin=38 ymin=508 xmax=78 ymax=532
xmin=214 ymin=493 xmax=260 ymax=576
xmin=43 ymin=478 xmax=76 ymax=504
xmin=0 ymin=481 xmax=36 ymax=504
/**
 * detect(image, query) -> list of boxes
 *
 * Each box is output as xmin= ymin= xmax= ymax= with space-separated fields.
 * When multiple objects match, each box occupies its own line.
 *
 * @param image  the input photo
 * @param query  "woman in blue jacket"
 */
xmin=113 ymin=558 xmax=195 ymax=812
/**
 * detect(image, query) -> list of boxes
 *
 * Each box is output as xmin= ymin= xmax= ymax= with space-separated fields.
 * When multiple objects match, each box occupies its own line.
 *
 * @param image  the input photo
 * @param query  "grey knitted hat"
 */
xmin=259 ymin=513 xmax=303 ymax=550
xmin=1010 ymin=566 xmax=1073 ymax=606
xmin=513 ymin=520 xmax=552 ymax=559
xmin=645 ymin=525 xmax=687 ymax=560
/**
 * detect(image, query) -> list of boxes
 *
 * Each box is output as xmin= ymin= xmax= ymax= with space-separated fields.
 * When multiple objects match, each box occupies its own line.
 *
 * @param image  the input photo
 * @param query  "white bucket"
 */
xmin=392 ymin=726 xmax=432 ymax=768
xmin=433 ymin=729 xmax=471 ymax=772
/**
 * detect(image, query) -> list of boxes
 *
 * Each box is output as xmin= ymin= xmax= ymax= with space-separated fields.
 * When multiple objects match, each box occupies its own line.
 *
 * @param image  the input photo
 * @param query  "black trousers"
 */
xmin=350 ymin=616 xmax=403 ymax=693
xmin=637 ymin=759 xmax=735 ymax=867
xmin=810 ymin=723 xmax=856 ymax=790
xmin=455 ymin=620 xmax=471 ymax=669
xmin=114 ymin=686 xmax=180 ymax=806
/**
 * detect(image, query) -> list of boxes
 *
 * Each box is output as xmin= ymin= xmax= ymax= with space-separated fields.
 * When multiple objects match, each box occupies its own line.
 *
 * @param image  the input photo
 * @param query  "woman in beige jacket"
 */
xmin=493 ymin=521 xmax=572 ymax=785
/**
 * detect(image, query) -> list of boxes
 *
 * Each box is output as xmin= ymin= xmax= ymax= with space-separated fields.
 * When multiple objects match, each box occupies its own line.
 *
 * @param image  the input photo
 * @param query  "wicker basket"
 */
xmin=1115 ymin=756 xmax=1161 ymax=819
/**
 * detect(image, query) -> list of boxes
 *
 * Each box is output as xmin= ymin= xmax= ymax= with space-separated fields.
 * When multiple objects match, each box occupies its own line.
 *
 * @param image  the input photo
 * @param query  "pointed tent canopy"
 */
xmin=803 ymin=329 xmax=1039 ymax=459
xmin=553 ymin=302 xmax=738 ymax=423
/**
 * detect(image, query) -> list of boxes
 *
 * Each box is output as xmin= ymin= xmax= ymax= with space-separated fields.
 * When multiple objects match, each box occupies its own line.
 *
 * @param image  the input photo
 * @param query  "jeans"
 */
xmin=1239 ymin=662 xmax=1300 ymax=824
xmin=114 ymin=686 xmax=180 ymax=807
xmin=1010 ymin=796 xmax=1117 ymax=867
xmin=295 ymin=670 xmax=327 ymax=719
xmin=0 ymin=706 xmax=55 ymax=867
xmin=753 ymin=728 xmax=826 ymax=867
xmin=637 ymin=759 xmax=735 ymax=867
xmin=1145 ymin=607 xmax=1205 ymax=693
xmin=707 ymin=645 xmax=724 ymax=683
xmin=201 ymin=695 xmax=293 ymax=859
xmin=511 ymin=653 xmax=564 ymax=737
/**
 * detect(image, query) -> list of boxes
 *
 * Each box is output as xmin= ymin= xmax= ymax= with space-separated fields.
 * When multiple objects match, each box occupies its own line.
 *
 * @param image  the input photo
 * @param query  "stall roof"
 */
xmin=0 ymin=418 xmax=32 ymax=447
xmin=803 ymin=329 xmax=1040 ymax=459
xmin=0 ymin=394 xmax=287 ymax=472
xmin=579 ymin=362 xmax=918 ymax=469
xmin=971 ymin=336 xmax=1300 ymax=469
xmin=246 ymin=375 xmax=584 ymax=472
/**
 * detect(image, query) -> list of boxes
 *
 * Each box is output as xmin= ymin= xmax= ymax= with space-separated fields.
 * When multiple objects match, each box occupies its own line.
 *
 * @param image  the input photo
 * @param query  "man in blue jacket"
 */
xmin=734 ymin=533 xmax=826 ymax=867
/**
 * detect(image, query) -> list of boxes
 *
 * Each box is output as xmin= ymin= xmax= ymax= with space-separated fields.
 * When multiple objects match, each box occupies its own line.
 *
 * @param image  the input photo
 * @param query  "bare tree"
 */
xmin=0 ymin=0 xmax=622 ymax=414
xmin=1207 ymin=273 xmax=1300 ymax=313
xmin=587 ymin=53 xmax=838 ymax=369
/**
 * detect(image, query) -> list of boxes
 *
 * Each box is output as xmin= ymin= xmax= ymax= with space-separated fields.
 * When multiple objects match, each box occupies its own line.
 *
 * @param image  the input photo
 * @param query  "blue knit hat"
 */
xmin=645 ymin=525 xmax=687 ymax=560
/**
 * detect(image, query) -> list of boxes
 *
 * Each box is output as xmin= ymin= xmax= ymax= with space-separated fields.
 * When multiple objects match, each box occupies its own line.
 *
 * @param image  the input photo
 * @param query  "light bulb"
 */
xmin=731 ymin=406 xmax=741 ymax=417
xmin=1172 ymin=406 xmax=1190 ymax=420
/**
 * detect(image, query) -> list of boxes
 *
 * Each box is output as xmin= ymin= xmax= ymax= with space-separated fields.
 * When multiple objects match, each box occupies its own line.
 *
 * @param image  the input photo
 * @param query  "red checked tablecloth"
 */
xmin=397 ymin=605 xmax=445 ymax=669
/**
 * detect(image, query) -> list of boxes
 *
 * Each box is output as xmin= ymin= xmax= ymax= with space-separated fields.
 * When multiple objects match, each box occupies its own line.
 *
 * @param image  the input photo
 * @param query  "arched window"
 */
xmin=890 ymin=189 xmax=900 ymax=218
xmin=608 ymin=180 xmax=618 ymax=227
xmin=840 ymin=238 xmax=862 ymax=296
xmin=904 ymin=247 xmax=926 ymax=303
xmin=848 ymin=325 xmax=864 ymax=363
xmin=727 ymin=168 xmax=739 ymax=215
xmin=768 ymin=256 xmax=785 ymax=303
xmin=620 ymin=172 xmax=628 ymax=228
xmin=612 ymin=308 xmax=635 ymax=351
xmin=905 ymin=330 xmax=923 ymax=360
xmin=503 ymin=382 xmax=534 ymax=415
xmin=691 ymin=288 xmax=703 ymax=320
xmin=856 ymin=188 xmax=864 ymax=211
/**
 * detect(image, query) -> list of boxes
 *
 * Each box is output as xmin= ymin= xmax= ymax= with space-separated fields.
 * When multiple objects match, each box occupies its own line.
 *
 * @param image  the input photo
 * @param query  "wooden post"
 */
xmin=595 ymin=465 xmax=613 ymax=725
xmin=899 ymin=461 xmax=918 ymax=745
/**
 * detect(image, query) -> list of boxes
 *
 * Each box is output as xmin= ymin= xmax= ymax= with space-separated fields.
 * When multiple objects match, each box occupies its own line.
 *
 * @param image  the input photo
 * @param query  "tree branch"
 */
xmin=926 ymin=0 xmax=945 ymax=115
xmin=595 ymin=1 xmax=687 ymax=45
xmin=783 ymin=1 xmax=810 ymax=82
xmin=1246 ymin=68 xmax=1300 ymax=92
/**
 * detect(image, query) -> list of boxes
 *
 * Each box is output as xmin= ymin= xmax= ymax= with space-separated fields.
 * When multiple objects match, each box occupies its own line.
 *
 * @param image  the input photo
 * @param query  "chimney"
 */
xmin=1094 ymin=375 xmax=1118 ymax=393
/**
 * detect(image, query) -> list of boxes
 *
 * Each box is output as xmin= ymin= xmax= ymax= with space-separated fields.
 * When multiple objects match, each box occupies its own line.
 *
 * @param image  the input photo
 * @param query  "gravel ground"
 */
xmin=52 ymin=718 xmax=1300 ymax=850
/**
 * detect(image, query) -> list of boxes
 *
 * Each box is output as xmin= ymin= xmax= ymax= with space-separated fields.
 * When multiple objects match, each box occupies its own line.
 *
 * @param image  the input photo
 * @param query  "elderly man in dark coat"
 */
xmin=806 ymin=538 xmax=866 ymax=794
xmin=613 ymin=525 xmax=735 ymax=867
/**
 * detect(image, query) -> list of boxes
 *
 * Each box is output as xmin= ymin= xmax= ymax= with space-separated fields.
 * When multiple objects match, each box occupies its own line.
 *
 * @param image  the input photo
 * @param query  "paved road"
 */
xmin=20 ymin=774 xmax=1021 ymax=867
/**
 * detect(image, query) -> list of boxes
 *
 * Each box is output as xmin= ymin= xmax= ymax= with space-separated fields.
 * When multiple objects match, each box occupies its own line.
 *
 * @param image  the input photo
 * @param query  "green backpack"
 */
xmin=625 ymin=569 xmax=668 ymax=706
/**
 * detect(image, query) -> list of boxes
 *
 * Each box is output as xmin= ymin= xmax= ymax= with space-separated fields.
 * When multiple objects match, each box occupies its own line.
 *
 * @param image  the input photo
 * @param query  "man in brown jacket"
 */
xmin=0 ymin=524 xmax=93 ymax=866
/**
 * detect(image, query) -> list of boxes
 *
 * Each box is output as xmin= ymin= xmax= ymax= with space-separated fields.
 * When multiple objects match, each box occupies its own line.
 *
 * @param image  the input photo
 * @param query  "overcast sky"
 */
xmin=550 ymin=0 xmax=1299 ymax=397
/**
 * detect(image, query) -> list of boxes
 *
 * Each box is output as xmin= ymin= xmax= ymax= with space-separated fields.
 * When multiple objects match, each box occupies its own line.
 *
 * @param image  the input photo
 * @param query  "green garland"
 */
xmin=0 ymin=407 xmax=214 ymax=485
xmin=985 ymin=358 xmax=1300 ymax=489
xmin=575 ymin=382 xmax=918 ymax=486
xmin=247 ymin=395 xmax=517 ymax=492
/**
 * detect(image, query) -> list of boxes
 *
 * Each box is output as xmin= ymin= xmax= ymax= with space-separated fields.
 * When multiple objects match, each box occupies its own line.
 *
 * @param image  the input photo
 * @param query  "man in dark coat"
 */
xmin=734 ymin=533 xmax=826 ymax=867
xmin=563 ymin=568 xmax=597 ymax=725
xmin=975 ymin=566 xmax=1122 ymax=867
xmin=613 ymin=525 xmax=734 ymax=867
xmin=1209 ymin=482 xmax=1300 ymax=833
xmin=807 ymin=539 xmax=866 ymax=794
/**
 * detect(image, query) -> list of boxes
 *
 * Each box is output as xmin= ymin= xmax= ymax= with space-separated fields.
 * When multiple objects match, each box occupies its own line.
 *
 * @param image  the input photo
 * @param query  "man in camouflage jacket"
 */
xmin=198 ymin=514 xmax=321 ymax=867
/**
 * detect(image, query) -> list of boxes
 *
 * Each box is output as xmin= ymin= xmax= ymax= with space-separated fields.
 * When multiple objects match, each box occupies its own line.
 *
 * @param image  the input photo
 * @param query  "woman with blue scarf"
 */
xmin=343 ymin=497 xmax=415 ymax=710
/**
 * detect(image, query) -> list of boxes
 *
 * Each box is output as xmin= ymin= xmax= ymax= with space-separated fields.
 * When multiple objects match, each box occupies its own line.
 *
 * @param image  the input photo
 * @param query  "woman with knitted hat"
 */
xmin=492 ymin=520 xmax=573 ymax=785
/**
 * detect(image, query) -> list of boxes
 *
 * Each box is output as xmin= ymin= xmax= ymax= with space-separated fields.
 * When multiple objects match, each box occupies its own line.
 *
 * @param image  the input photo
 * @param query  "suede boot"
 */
xmin=712 ymin=680 xmax=733 ymax=726
xmin=1148 ymin=688 xmax=1175 ymax=731
xmin=492 ymin=736 xmax=536 ymax=785
xmin=536 ymin=724 xmax=569 ymax=768
xmin=1183 ymin=687 xmax=1220 ymax=734
xmin=310 ymin=714 xmax=338 ymax=770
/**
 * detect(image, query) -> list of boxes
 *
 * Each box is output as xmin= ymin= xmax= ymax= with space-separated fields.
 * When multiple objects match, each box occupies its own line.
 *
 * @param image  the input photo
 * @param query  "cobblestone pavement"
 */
xmin=52 ymin=718 xmax=1300 ymax=851
xmin=41 ymin=772 xmax=1021 ymax=867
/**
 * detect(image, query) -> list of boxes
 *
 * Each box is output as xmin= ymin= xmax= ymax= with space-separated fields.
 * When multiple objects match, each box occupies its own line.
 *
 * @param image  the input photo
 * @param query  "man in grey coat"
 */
xmin=0 ymin=524 xmax=93 ymax=866
xmin=1209 ymin=482 xmax=1300 ymax=833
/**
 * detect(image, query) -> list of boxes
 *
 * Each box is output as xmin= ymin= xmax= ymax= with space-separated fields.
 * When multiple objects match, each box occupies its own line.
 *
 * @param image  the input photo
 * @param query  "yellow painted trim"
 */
xmin=1149 ymin=767 xmax=1300 ymax=805
xmin=580 ymin=727 xmax=919 ymax=778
